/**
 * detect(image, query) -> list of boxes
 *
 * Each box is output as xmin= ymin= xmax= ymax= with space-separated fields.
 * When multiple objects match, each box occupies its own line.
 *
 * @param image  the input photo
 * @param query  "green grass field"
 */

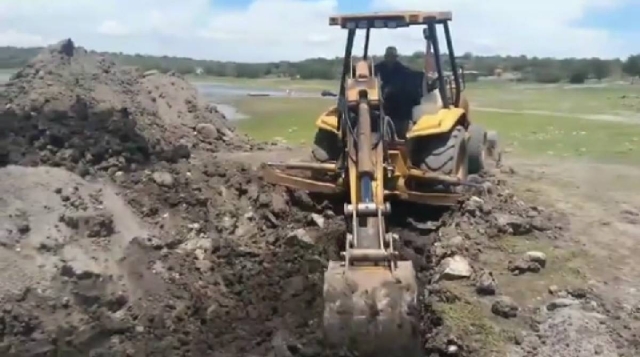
xmin=232 ymin=95 xmax=640 ymax=164
xmin=212 ymin=78 xmax=640 ymax=115
xmin=465 ymin=81 xmax=640 ymax=115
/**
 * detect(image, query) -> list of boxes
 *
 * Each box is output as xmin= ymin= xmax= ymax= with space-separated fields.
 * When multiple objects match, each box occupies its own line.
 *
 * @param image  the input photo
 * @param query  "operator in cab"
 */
xmin=374 ymin=46 xmax=410 ymax=83
xmin=374 ymin=46 xmax=416 ymax=138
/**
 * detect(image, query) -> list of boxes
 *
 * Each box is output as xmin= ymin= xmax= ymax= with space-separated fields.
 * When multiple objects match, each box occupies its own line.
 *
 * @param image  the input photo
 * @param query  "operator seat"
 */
xmin=411 ymin=73 xmax=443 ymax=122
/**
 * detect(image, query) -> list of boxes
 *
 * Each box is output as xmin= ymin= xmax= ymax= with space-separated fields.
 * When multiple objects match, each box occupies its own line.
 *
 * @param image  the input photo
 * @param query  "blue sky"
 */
xmin=334 ymin=0 xmax=369 ymax=12
xmin=578 ymin=3 xmax=640 ymax=33
xmin=216 ymin=0 xmax=368 ymax=11
xmin=0 ymin=0 xmax=638 ymax=61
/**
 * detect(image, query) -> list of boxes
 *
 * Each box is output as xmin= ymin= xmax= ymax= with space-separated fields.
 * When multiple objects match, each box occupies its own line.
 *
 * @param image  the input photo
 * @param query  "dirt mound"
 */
xmin=0 ymin=39 xmax=257 ymax=177
xmin=0 ymin=162 xmax=342 ymax=356
xmin=0 ymin=165 xmax=150 ymax=355
xmin=0 ymin=40 xmax=344 ymax=356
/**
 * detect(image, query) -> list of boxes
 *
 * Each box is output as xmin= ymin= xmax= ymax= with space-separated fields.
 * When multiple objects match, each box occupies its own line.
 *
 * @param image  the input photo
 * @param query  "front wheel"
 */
xmin=311 ymin=129 xmax=340 ymax=163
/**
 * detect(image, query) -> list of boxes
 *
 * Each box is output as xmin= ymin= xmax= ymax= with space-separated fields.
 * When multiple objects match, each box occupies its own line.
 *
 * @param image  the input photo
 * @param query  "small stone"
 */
xmin=113 ymin=171 xmax=125 ymax=182
xmin=476 ymin=271 xmax=497 ymax=295
xmin=512 ymin=331 xmax=525 ymax=345
xmin=494 ymin=213 xmax=532 ymax=235
xmin=492 ymin=296 xmax=519 ymax=318
xmin=568 ymin=287 xmax=588 ymax=299
xmin=548 ymin=285 xmax=559 ymax=295
xmin=445 ymin=235 xmax=464 ymax=248
xmin=464 ymin=196 xmax=485 ymax=215
xmin=584 ymin=300 xmax=599 ymax=311
xmin=508 ymin=259 xmax=541 ymax=275
xmin=285 ymin=228 xmax=314 ymax=246
xmin=270 ymin=193 xmax=289 ymax=214
xmin=438 ymin=255 xmax=472 ymax=281
xmin=547 ymin=298 xmax=579 ymax=311
xmin=525 ymin=251 xmax=547 ymax=267
xmin=446 ymin=344 xmax=459 ymax=354
xmin=16 ymin=223 xmax=30 ymax=235
xmin=310 ymin=213 xmax=325 ymax=228
xmin=61 ymin=297 xmax=71 ymax=308
xmin=152 ymin=171 xmax=174 ymax=187
xmin=194 ymin=248 xmax=206 ymax=261
xmin=195 ymin=123 xmax=219 ymax=142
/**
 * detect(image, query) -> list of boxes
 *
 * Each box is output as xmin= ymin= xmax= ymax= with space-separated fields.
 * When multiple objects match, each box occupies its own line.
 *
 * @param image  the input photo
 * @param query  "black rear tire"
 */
xmin=467 ymin=124 xmax=487 ymax=175
xmin=411 ymin=125 xmax=468 ymax=179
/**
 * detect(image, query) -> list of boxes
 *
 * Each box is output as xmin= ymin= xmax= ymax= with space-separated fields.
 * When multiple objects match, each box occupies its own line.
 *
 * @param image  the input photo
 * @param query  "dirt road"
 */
xmin=509 ymin=158 xmax=640 ymax=304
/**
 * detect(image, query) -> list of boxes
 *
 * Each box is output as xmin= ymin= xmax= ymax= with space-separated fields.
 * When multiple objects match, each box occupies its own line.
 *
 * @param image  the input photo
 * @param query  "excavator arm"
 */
xmin=321 ymin=60 xmax=421 ymax=357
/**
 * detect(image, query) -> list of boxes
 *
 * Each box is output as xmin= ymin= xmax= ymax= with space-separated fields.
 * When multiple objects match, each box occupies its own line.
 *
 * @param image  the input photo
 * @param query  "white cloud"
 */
xmin=97 ymin=21 xmax=130 ymax=36
xmin=0 ymin=0 xmax=635 ymax=61
xmin=0 ymin=30 xmax=48 ymax=47
xmin=370 ymin=0 xmax=632 ymax=59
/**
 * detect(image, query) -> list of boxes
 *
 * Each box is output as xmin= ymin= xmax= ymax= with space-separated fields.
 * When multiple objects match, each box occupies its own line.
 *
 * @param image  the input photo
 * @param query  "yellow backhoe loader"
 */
xmin=262 ymin=11 xmax=497 ymax=356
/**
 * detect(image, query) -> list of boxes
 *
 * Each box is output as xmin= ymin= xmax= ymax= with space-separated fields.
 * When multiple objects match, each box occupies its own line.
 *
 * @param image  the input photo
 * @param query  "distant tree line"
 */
xmin=1 ymin=45 xmax=640 ymax=84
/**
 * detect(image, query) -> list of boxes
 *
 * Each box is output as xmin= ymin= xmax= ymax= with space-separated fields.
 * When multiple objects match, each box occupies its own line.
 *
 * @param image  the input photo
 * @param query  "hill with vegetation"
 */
xmin=1 ymin=45 xmax=640 ymax=84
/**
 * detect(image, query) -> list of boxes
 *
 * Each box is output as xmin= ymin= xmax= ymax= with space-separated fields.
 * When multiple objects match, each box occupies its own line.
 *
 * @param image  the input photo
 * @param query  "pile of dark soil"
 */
xmin=0 ymin=39 xmax=345 ymax=357
xmin=0 ymin=39 xmax=258 ymax=177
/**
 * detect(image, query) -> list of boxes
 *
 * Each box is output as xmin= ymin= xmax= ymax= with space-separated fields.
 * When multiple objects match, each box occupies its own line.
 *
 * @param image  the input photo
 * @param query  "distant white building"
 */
xmin=195 ymin=67 xmax=204 ymax=75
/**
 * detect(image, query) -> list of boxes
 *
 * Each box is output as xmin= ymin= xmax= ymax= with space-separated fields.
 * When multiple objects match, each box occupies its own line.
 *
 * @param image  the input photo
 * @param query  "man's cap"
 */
xmin=384 ymin=46 xmax=398 ymax=58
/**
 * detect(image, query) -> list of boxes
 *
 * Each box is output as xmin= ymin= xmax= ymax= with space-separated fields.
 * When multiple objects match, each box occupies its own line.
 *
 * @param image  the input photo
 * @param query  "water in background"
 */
xmin=195 ymin=83 xmax=331 ymax=120
xmin=195 ymin=83 xmax=324 ymax=99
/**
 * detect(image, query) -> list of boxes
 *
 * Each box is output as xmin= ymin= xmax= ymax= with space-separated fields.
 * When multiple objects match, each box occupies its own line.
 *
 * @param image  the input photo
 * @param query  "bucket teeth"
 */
xmin=322 ymin=261 xmax=422 ymax=357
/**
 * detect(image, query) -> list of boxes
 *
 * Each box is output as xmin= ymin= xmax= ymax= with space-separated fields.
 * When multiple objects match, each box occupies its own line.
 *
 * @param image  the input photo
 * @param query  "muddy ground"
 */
xmin=0 ymin=39 xmax=638 ymax=357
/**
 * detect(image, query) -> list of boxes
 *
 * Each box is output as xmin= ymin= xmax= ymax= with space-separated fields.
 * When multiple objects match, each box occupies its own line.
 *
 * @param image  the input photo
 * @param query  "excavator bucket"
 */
xmin=323 ymin=261 xmax=422 ymax=356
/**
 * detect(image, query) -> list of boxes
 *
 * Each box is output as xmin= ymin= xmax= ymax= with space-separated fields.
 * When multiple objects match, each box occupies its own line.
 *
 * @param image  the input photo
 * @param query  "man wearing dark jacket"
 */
xmin=374 ymin=46 xmax=410 ymax=83
xmin=374 ymin=46 xmax=416 ymax=138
